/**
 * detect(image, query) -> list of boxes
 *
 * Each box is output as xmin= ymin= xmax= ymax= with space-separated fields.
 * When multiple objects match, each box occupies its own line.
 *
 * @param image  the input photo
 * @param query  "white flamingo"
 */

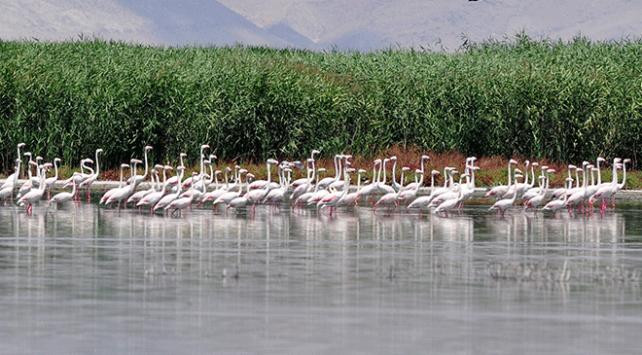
xmin=489 ymin=173 xmax=522 ymax=217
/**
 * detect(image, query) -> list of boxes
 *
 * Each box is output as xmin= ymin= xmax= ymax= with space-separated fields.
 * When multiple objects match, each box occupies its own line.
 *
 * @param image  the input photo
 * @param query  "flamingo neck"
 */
xmin=619 ymin=163 xmax=627 ymax=189
xmin=391 ymin=160 xmax=398 ymax=186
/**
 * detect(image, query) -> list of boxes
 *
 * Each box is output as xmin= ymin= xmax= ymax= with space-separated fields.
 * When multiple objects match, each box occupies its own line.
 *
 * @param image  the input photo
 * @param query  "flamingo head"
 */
xmin=422 ymin=155 xmax=430 ymax=161
xmin=623 ymin=158 xmax=631 ymax=164
xmin=145 ymin=145 xmax=153 ymax=151
xmin=547 ymin=168 xmax=556 ymax=174
xmin=17 ymin=143 xmax=26 ymax=148
xmin=96 ymin=148 xmax=104 ymax=154
xmin=131 ymin=159 xmax=142 ymax=164
xmin=432 ymin=170 xmax=440 ymax=176
xmin=36 ymin=156 xmax=43 ymax=162
xmin=613 ymin=158 xmax=622 ymax=163
xmin=210 ymin=154 xmax=217 ymax=161
xmin=84 ymin=158 xmax=94 ymax=165
xmin=267 ymin=158 xmax=278 ymax=165
xmin=597 ymin=157 xmax=606 ymax=162
xmin=180 ymin=152 xmax=187 ymax=158
xmin=532 ymin=162 xmax=539 ymax=167
xmin=402 ymin=167 xmax=410 ymax=172
xmin=24 ymin=152 xmax=32 ymax=158
xmin=582 ymin=161 xmax=590 ymax=167
xmin=390 ymin=156 xmax=397 ymax=161
xmin=568 ymin=164 xmax=576 ymax=170
xmin=509 ymin=159 xmax=518 ymax=165
xmin=311 ymin=149 xmax=320 ymax=156
xmin=358 ymin=169 xmax=367 ymax=174
xmin=121 ymin=164 xmax=130 ymax=169
xmin=54 ymin=158 xmax=61 ymax=163
xmin=200 ymin=144 xmax=209 ymax=151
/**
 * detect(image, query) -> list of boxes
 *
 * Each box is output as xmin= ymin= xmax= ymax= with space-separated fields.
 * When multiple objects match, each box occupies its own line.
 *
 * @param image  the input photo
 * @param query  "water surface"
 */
xmin=1 ymin=205 xmax=641 ymax=354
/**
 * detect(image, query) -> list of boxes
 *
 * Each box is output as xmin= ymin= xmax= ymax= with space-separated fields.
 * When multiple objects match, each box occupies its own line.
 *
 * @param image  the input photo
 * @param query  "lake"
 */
xmin=1 ymin=205 xmax=641 ymax=354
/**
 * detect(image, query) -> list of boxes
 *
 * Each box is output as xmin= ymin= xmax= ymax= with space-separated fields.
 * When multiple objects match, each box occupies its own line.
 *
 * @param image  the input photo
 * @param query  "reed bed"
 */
xmin=0 ymin=35 xmax=640 ymax=173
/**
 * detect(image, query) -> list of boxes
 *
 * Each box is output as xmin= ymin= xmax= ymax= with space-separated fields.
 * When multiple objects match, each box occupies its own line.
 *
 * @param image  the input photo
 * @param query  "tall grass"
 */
xmin=0 ymin=35 xmax=640 ymax=172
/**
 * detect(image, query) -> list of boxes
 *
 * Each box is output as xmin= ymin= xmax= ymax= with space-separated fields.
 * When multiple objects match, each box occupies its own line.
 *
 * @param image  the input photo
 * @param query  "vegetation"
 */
xmin=0 ymin=35 xmax=640 ymax=173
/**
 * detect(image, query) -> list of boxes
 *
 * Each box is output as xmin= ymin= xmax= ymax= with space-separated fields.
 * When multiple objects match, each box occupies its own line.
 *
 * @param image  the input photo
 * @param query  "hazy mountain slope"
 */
xmin=219 ymin=0 xmax=642 ymax=50
xmin=119 ymin=0 xmax=292 ymax=47
xmin=1 ymin=0 xmax=640 ymax=50
xmin=0 ymin=0 xmax=155 ymax=43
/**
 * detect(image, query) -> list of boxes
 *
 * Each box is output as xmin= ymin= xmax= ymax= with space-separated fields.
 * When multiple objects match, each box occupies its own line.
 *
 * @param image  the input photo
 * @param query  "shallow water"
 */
xmin=1 ymin=205 xmax=641 ymax=354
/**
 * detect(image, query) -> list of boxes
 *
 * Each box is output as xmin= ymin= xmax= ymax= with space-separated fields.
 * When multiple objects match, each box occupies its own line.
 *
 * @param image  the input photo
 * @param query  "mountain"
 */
xmin=0 ymin=0 xmax=156 ymax=43
xmin=218 ymin=0 xmax=642 ymax=50
xmin=1 ymin=0 xmax=640 ymax=50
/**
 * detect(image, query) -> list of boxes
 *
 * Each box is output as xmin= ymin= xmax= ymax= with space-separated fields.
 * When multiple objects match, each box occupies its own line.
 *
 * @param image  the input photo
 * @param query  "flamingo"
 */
xmin=78 ymin=149 xmax=104 ymax=202
xmin=543 ymin=177 xmax=574 ymax=215
xmin=0 ymin=158 xmax=21 ymax=205
xmin=524 ymin=169 xmax=555 ymax=211
xmin=434 ymin=173 xmax=470 ymax=216
xmin=485 ymin=159 xmax=518 ymax=199
xmin=1 ymin=143 xmax=25 ymax=190
xmin=565 ymin=162 xmax=590 ymax=213
xmin=316 ymin=154 xmax=342 ymax=190
xmin=16 ymin=152 xmax=35 ymax=199
xmin=154 ymin=166 xmax=185 ymax=214
xmin=374 ymin=167 xmax=409 ymax=212
xmin=263 ymin=167 xmax=292 ymax=206
xmin=291 ymin=158 xmax=315 ymax=201
xmin=105 ymin=159 xmax=143 ymax=209
xmin=44 ymin=158 xmax=61 ymax=199
xmin=202 ymin=167 xmax=231 ymax=204
xmin=212 ymin=169 xmax=248 ymax=209
xmin=591 ymin=158 xmax=622 ymax=213
xmin=329 ymin=155 xmax=351 ymax=191
xmin=337 ymin=168 xmax=366 ymax=208
xmin=376 ymin=158 xmax=395 ymax=195
xmin=489 ymin=173 xmax=522 ymax=217
xmin=227 ymin=173 xmax=257 ymax=211
xmin=552 ymin=164 xmax=576 ymax=199
xmin=291 ymin=150 xmax=320 ymax=188
xmin=49 ymin=180 xmax=77 ymax=208
xmin=355 ymin=159 xmax=381 ymax=205
xmin=165 ymin=173 xmax=201 ymax=217
xmin=164 ymin=153 xmax=187 ymax=189
xmin=248 ymin=158 xmax=279 ymax=190
xmin=128 ymin=165 xmax=162 ymax=208
xmin=318 ymin=167 xmax=355 ymax=215
xmin=407 ymin=170 xmax=440 ymax=211
xmin=182 ymin=145 xmax=209 ymax=189
xmin=18 ymin=163 xmax=51 ymax=215
xmin=136 ymin=168 xmax=166 ymax=213
xmin=401 ymin=155 xmax=430 ymax=192
xmin=294 ymin=167 xmax=326 ymax=207
xmin=100 ymin=163 xmax=130 ymax=204
xmin=397 ymin=169 xmax=423 ymax=205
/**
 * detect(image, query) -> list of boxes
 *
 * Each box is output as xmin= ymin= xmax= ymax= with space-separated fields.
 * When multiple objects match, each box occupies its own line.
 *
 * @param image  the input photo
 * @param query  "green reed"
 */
xmin=0 ymin=34 xmax=640 ymax=172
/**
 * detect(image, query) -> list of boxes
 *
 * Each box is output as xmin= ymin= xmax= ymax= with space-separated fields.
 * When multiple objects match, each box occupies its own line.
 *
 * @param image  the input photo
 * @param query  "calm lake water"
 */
xmin=1 ymin=205 xmax=641 ymax=354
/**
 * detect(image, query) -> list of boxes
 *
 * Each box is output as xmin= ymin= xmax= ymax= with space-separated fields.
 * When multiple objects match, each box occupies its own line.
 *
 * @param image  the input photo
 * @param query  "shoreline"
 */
xmin=3 ymin=179 xmax=641 ymax=205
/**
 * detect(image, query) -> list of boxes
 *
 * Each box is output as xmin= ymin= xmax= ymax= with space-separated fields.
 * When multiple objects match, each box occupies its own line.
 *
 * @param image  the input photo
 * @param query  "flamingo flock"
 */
xmin=0 ymin=143 xmax=632 ymax=217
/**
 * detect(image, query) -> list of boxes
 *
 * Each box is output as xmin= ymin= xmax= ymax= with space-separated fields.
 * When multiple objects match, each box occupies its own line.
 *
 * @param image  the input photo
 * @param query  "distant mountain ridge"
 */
xmin=1 ymin=0 xmax=640 ymax=50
